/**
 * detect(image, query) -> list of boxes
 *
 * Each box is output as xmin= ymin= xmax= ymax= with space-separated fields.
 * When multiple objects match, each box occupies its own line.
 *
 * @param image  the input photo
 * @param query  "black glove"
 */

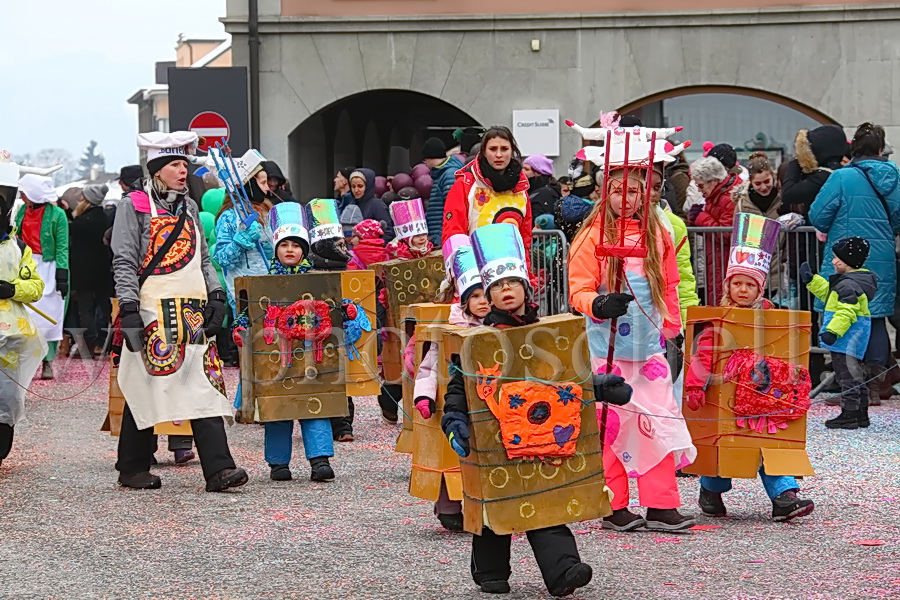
xmin=441 ymin=412 xmax=471 ymax=457
xmin=591 ymin=293 xmax=634 ymax=320
xmin=799 ymin=262 xmax=814 ymax=286
xmin=820 ymin=331 xmax=838 ymax=346
xmin=593 ymin=373 xmax=633 ymax=406
xmin=119 ymin=302 xmax=145 ymax=353
xmin=688 ymin=204 xmax=703 ymax=225
xmin=0 ymin=280 xmax=15 ymax=300
xmin=55 ymin=268 xmax=68 ymax=298
xmin=202 ymin=290 xmax=228 ymax=338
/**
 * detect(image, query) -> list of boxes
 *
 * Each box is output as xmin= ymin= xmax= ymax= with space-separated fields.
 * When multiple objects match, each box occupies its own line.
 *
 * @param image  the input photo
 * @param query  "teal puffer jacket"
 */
xmin=809 ymin=158 xmax=900 ymax=317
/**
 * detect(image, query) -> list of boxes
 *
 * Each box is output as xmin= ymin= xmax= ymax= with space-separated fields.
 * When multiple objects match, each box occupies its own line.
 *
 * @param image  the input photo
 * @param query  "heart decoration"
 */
xmin=553 ymin=424 xmax=575 ymax=448
xmin=638 ymin=413 xmax=654 ymax=439
xmin=183 ymin=306 xmax=205 ymax=340
xmin=734 ymin=250 xmax=751 ymax=264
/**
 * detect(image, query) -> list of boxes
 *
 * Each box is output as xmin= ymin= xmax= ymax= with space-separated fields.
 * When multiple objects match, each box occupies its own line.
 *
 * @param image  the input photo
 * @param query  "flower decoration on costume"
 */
xmin=341 ymin=298 xmax=371 ymax=361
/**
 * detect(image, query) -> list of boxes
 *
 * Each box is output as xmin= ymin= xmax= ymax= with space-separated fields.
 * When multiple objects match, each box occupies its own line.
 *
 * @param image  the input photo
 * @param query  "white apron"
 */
xmin=28 ymin=255 xmax=64 ymax=342
xmin=117 ymin=198 xmax=231 ymax=431
xmin=0 ymin=240 xmax=47 ymax=426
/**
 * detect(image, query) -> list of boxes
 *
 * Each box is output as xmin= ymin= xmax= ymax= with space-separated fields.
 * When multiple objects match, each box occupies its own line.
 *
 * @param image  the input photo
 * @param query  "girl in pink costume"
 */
xmin=569 ymin=162 xmax=697 ymax=533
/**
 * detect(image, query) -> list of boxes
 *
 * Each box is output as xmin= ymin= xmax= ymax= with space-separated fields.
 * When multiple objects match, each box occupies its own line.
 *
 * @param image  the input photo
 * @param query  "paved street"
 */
xmin=1 ymin=360 xmax=898 ymax=600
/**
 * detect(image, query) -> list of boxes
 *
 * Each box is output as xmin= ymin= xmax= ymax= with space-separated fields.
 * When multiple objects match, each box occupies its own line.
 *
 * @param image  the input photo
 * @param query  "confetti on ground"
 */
xmin=690 ymin=525 xmax=722 ymax=531
xmin=0 ymin=366 xmax=898 ymax=598
xmin=852 ymin=540 xmax=886 ymax=546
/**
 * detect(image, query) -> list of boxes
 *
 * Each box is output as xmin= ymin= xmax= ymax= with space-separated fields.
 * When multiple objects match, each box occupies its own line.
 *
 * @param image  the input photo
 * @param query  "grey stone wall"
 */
xmin=223 ymin=5 xmax=900 ymax=184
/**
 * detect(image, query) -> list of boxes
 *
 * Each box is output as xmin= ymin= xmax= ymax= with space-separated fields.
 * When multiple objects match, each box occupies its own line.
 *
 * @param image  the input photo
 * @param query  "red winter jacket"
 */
xmin=692 ymin=174 xmax=743 ymax=303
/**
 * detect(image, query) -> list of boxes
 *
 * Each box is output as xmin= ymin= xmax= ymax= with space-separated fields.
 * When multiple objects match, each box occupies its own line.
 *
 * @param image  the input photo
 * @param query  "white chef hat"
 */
xmin=18 ymin=174 xmax=57 ymax=204
xmin=137 ymin=131 xmax=200 ymax=175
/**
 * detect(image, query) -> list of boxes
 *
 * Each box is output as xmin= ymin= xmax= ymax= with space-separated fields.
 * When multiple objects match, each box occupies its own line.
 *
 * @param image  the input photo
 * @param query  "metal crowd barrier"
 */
xmin=685 ymin=225 xmax=824 ymax=312
xmin=531 ymin=229 xmax=569 ymax=316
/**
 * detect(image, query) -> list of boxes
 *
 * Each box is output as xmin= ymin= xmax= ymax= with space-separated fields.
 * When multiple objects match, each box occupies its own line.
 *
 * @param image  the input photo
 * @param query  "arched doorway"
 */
xmin=613 ymin=87 xmax=838 ymax=165
xmin=288 ymin=90 xmax=479 ymax=201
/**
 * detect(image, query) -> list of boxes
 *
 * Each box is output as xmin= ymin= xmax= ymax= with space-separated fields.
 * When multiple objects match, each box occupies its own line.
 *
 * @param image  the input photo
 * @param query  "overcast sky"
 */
xmin=1 ymin=0 xmax=227 ymax=171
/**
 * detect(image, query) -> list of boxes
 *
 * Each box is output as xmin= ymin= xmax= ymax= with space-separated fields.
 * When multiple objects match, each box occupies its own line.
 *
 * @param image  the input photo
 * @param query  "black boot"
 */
xmin=118 ymin=471 xmax=162 ymax=489
xmin=479 ymin=581 xmax=511 ymax=594
xmin=206 ymin=467 xmax=249 ymax=492
xmin=858 ymin=398 xmax=870 ymax=428
xmin=825 ymin=409 xmax=860 ymax=430
xmin=772 ymin=490 xmax=814 ymax=522
xmin=437 ymin=513 xmax=464 ymax=531
xmin=645 ymin=508 xmax=696 ymax=531
xmin=270 ymin=464 xmax=292 ymax=481
xmin=698 ymin=488 xmax=727 ymax=516
xmin=309 ymin=457 xmax=335 ymax=482
xmin=549 ymin=562 xmax=593 ymax=597
xmin=602 ymin=508 xmax=646 ymax=532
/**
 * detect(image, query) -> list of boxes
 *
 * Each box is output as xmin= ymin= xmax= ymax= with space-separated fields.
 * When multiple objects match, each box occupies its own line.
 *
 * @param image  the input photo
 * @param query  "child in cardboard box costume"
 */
xmin=232 ymin=202 xmax=338 ymax=482
xmin=386 ymin=198 xmax=434 ymax=260
xmin=685 ymin=213 xmax=815 ymax=521
xmin=412 ymin=234 xmax=490 ymax=532
xmin=566 ymin=118 xmax=697 ymax=533
xmin=305 ymin=199 xmax=359 ymax=442
xmin=441 ymin=223 xmax=632 ymax=597
xmin=0 ymin=153 xmax=49 ymax=468
xmin=373 ymin=199 xmax=441 ymax=427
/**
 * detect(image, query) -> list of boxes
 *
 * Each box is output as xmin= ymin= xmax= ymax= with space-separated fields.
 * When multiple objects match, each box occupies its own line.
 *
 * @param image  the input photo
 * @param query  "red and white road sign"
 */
xmin=189 ymin=111 xmax=230 ymax=152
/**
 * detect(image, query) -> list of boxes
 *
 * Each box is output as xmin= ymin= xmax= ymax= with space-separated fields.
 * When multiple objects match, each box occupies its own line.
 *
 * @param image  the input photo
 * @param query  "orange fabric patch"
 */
xmin=487 ymin=381 xmax=583 ymax=460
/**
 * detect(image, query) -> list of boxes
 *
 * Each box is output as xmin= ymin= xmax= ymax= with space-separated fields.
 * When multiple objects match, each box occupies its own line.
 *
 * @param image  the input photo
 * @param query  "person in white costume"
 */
xmin=0 ymin=152 xmax=49 ymax=468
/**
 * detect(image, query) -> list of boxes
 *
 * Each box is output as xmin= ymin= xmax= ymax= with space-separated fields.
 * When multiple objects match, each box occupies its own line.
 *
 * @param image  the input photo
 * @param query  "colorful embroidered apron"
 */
xmin=117 ymin=198 xmax=231 ymax=431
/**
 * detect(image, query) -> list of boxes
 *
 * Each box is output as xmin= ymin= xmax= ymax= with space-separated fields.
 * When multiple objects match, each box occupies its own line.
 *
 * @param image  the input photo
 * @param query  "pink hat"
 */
xmin=524 ymin=154 xmax=554 ymax=176
xmin=389 ymin=198 xmax=428 ymax=241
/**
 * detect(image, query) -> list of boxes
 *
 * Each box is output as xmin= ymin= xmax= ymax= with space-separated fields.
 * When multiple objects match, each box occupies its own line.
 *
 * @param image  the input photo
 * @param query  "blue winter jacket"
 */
xmin=213 ymin=208 xmax=274 ymax=313
xmin=809 ymin=158 xmax=900 ymax=317
xmin=426 ymin=154 xmax=465 ymax=245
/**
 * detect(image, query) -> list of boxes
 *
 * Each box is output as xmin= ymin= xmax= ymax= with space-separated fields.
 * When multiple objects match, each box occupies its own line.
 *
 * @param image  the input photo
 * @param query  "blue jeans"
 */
xmin=264 ymin=419 xmax=334 ymax=465
xmin=701 ymin=468 xmax=798 ymax=500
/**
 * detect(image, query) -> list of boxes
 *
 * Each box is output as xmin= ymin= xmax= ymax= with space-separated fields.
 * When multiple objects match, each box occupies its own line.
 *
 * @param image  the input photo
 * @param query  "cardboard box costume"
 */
xmin=682 ymin=215 xmax=815 ymax=478
xmin=233 ymin=271 xmax=379 ymax=423
xmin=437 ymin=224 xmax=610 ymax=535
xmin=371 ymin=253 xmax=445 ymax=453
xmin=405 ymin=303 xmax=462 ymax=502
xmin=430 ymin=313 xmax=610 ymax=535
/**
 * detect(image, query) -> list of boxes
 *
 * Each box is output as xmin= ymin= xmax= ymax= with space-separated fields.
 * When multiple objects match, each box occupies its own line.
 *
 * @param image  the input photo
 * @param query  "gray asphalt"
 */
xmin=1 ymin=363 xmax=898 ymax=600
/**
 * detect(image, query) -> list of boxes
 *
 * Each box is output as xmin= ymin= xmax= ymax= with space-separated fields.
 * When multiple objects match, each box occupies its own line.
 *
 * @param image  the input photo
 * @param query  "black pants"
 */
xmin=331 ymin=397 xmax=355 ymax=438
xmin=471 ymin=525 xmax=580 ymax=592
xmin=832 ymin=352 xmax=867 ymax=412
xmin=116 ymin=403 xmax=235 ymax=480
xmin=378 ymin=384 xmax=402 ymax=417
xmin=0 ymin=423 xmax=13 ymax=460
xmin=72 ymin=290 xmax=112 ymax=349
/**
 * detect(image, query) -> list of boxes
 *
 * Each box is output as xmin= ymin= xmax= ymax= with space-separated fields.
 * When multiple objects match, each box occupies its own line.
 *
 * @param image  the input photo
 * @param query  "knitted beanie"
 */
xmin=707 ymin=143 xmax=737 ymax=170
xmin=832 ymin=237 xmax=870 ymax=269
xmin=422 ymin=137 xmax=446 ymax=159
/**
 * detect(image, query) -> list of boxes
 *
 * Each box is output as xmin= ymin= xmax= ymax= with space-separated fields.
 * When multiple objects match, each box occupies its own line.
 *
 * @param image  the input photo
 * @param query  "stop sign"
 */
xmin=189 ymin=111 xmax=230 ymax=152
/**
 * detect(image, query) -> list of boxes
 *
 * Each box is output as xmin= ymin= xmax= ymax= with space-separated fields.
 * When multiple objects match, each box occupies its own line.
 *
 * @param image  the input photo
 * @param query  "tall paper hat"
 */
xmin=389 ymin=198 xmax=428 ymax=241
xmin=471 ymin=223 xmax=529 ymax=292
xmin=726 ymin=213 xmax=781 ymax=289
xmin=306 ymin=199 xmax=343 ymax=244
xmin=269 ymin=202 xmax=309 ymax=251
xmin=442 ymin=234 xmax=482 ymax=305
xmin=137 ymin=131 xmax=199 ymax=163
